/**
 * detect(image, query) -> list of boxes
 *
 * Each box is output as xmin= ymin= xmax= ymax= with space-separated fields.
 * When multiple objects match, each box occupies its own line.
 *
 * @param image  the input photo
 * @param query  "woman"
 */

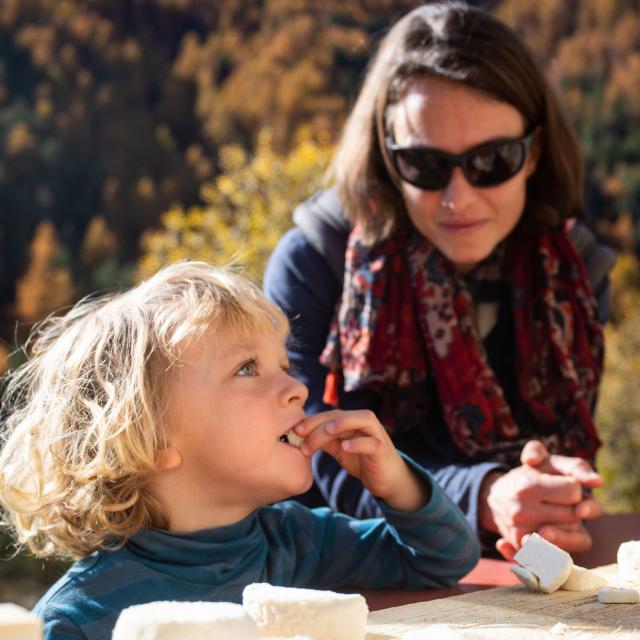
xmin=264 ymin=2 xmax=615 ymax=559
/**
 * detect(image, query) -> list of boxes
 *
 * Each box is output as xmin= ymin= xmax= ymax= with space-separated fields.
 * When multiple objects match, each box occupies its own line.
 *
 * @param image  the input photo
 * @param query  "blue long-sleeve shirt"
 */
xmin=263 ymin=188 xmax=614 ymax=544
xmin=34 ymin=460 xmax=479 ymax=640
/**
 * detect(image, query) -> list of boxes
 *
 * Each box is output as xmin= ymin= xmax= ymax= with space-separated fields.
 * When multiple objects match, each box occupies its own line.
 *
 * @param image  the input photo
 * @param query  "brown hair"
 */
xmin=328 ymin=2 xmax=584 ymax=242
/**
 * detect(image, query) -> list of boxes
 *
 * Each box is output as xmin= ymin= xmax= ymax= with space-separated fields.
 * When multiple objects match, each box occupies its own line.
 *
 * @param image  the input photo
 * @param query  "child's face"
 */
xmin=162 ymin=322 xmax=312 ymax=525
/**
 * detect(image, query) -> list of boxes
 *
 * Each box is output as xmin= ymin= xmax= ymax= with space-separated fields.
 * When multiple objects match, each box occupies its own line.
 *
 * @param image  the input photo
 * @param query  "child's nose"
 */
xmin=281 ymin=373 xmax=308 ymax=406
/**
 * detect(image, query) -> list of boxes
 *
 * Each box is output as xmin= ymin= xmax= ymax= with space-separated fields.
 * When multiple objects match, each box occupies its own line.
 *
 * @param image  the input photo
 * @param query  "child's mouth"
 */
xmin=279 ymin=429 xmax=304 ymax=448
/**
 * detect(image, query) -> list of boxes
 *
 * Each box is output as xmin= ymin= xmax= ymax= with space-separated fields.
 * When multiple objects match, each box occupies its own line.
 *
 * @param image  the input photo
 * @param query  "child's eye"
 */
xmin=283 ymin=363 xmax=297 ymax=376
xmin=236 ymin=358 xmax=259 ymax=377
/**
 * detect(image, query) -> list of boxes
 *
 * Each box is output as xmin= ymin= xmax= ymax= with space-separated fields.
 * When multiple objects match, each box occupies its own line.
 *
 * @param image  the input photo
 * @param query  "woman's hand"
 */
xmin=479 ymin=440 xmax=604 ymax=560
xmin=295 ymin=409 xmax=430 ymax=512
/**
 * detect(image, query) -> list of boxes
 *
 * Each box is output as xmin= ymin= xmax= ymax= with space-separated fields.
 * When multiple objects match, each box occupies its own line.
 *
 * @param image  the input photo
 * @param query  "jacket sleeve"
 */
xmin=40 ymin=613 xmax=87 ymax=640
xmin=299 ymin=457 xmax=480 ymax=590
xmin=312 ymin=446 xmax=504 ymax=541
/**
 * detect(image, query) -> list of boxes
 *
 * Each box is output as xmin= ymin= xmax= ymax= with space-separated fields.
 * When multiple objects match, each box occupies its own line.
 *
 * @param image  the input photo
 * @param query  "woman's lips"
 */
xmin=439 ymin=219 xmax=488 ymax=233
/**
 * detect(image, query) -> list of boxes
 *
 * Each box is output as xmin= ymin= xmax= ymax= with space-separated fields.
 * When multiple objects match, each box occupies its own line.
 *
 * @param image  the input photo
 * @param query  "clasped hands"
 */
xmin=479 ymin=440 xmax=604 ymax=560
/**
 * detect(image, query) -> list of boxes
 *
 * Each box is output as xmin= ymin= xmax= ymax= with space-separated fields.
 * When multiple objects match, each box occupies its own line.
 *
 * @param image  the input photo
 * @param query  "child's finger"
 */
xmin=294 ymin=410 xmax=343 ymax=436
xmin=340 ymin=435 xmax=383 ymax=455
xmin=300 ymin=422 xmax=358 ymax=456
xmin=295 ymin=409 xmax=382 ymax=438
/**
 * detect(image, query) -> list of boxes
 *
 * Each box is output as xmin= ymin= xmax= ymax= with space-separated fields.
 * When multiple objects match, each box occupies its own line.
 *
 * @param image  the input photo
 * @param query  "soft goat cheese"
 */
xmin=284 ymin=429 xmax=304 ymax=448
xmin=0 ymin=604 xmax=42 ymax=640
xmin=618 ymin=540 xmax=640 ymax=583
xmin=511 ymin=533 xmax=573 ymax=593
xmin=597 ymin=586 xmax=640 ymax=604
xmin=510 ymin=564 xmax=540 ymax=591
xmin=242 ymin=583 xmax=368 ymax=640
xmin=112 ymin=601 xmax=258 ymax=640
xmin=561 ymin=564 xmax=608 ymax=591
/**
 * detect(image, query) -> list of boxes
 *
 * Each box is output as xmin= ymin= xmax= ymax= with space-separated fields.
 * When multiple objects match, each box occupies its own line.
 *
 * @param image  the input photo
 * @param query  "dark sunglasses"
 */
xmin=385 ymin=131 xmax=535 ymax=191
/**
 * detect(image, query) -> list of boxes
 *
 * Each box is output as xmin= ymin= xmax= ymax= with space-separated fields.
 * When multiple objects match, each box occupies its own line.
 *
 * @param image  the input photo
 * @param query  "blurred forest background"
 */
xmin=1 ymin=0 xmax=640 ymax=606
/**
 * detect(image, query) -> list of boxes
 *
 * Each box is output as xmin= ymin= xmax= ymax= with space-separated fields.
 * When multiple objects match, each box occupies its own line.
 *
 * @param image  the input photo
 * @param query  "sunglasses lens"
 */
xmin=394 ymin=149 xmax=451 ymax=190
xmin=464 ymin=141 xmax=525 ymax=187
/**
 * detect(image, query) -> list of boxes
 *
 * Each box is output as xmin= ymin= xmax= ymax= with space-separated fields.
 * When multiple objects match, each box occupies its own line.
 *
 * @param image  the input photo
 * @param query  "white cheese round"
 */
xmin=618 ymin=540 xmax=640 ymax=583
xmin=242 ymin=583 xmax=368 ymax=640
xmin=0 ymin=603 xmax=43 ymax=640
xmin=597 ymin=586 xmax=640 ymax=604
xmin=112 ymin=601 xmax=258 ymax=640
xmin=560 ymin=565 xmax=608 ymax=591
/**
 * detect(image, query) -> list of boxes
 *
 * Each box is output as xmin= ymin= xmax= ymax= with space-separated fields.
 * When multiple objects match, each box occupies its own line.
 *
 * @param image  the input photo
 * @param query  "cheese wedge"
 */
xmin=512 ymin=533 xmax=573 ymax=593
xmin=597 ymin=586 xmax=640 ymax=604
xmin=510 ymin=565 xmax=540 ymax=592
xmin=560 ymin=565 xmax=608 ymax=591
xmin=112 ymin=601 xmax=258 ymax=640
xmin=618 ymin=540 xmax=640 ymax=583
xmin=242 ymin=583 xmax=368 ymax=640
xmin=0 ymin=604 xmax=42 ymax=640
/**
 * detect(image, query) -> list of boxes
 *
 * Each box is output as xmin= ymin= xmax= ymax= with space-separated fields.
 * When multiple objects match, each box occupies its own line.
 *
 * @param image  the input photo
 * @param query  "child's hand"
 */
xmin=294 ymin=410 xmax=429 ymax=512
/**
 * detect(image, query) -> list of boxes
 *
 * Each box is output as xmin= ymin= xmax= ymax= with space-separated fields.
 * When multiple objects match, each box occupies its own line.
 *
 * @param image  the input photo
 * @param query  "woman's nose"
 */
xmin=440 ymin=167 xmax=476 ymax=211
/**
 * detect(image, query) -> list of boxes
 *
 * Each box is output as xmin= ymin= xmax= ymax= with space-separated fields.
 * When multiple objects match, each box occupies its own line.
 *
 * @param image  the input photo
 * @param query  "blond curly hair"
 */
xmin=0 ymin=261 xmax=288 ymax=559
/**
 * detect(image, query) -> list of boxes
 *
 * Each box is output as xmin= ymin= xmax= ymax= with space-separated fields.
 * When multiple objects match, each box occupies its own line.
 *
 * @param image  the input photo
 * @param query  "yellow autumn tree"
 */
xmin=138 ymin=127 xmax=333 ymax=281
xmin=15 ymin=220 xmax=74 ymax=323
xmin=594 ymin=253 xmax=640 ymax=512
xmin=79 ymin=215 xmax=118 ymax=270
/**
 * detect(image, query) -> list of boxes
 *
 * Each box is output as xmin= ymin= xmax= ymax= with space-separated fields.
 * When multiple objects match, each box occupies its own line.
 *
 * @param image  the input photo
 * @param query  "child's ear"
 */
xmin=155 ymin=446 xmax=182 ymax=471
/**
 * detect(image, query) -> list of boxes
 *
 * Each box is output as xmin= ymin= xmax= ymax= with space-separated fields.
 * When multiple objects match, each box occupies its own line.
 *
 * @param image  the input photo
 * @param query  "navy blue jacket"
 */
xmin=264 ymin=188 xmax=615 ymax=545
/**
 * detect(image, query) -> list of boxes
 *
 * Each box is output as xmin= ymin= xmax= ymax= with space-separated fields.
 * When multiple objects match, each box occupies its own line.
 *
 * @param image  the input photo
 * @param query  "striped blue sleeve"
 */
xmin=306 ymin=455 xmax=480 ymax=590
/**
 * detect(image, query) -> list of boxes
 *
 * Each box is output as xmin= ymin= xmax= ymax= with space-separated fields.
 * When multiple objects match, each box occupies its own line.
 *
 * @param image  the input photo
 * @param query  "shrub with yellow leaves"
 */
xmin=138 ymin=127 xmax=333 ymax=282
xmin=594 ymin=253 xmax=640 ymax=512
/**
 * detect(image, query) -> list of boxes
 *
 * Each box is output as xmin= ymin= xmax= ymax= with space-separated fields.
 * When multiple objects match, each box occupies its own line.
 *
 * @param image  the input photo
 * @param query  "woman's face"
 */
xmin=390 ymin=75 xmax=539 ymax=273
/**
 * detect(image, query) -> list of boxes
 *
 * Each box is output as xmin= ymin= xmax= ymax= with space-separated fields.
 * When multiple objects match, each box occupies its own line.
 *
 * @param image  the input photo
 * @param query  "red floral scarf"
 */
xmin=320 ymin=223 xmax=603 ymax=464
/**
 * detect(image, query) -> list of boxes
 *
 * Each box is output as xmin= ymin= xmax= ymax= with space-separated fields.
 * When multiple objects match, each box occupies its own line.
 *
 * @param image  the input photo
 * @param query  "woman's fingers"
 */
xmin=520 ymin=440 xmax=549 ymax=466
xmin=537 ymin=522 xmax=593 ymax=553
xmin=544 ymin=456 xmax=604 ymax=487
xmin=574 ymin=496 xmax=603 ymax=520
xmin=520 ymin=440 xmax=603 ymax=489
xmin=495 ymin=537 xmax=518 ymax=561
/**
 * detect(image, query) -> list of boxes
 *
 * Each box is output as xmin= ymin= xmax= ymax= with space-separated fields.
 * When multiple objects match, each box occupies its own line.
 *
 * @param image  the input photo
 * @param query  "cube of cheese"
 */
xmin=242 ymin=583 xmax=368 ymax=640
xmin=512 ymin=533 xmax=573 ymax=593
xmin=561 ymin=565 xmax=608 ymax=591
xmin=112 ymin=601 xmax=258 ymax=640
xmin=0 ymin=604 xmax=42 ymax=640
xmin=618 ymin=540 xmax=640 ymax=583
xmin=510 ymin=565 xmax=540 ymax=592
xmin=597 ymin=586 xmax=640 ymax=604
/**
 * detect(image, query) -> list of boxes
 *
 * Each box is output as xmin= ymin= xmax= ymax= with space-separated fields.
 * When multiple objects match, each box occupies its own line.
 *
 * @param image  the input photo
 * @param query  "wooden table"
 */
xmin=363 ymin=512 xmax=640 ymax=612
xmin=366 ymin=564 xmax=640 ymax=639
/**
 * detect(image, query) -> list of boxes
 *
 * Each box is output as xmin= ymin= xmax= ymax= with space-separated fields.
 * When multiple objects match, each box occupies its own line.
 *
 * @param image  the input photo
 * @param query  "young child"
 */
xmin=0 ymin=261 xmax=479 ymax=640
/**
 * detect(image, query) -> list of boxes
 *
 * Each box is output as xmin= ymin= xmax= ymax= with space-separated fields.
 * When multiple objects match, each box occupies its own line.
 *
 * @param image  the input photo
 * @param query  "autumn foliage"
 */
xmin=1 ymin=1 xmax=640 ymax=600
xmin=139 ymin=127 xmax=333 ymax=281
